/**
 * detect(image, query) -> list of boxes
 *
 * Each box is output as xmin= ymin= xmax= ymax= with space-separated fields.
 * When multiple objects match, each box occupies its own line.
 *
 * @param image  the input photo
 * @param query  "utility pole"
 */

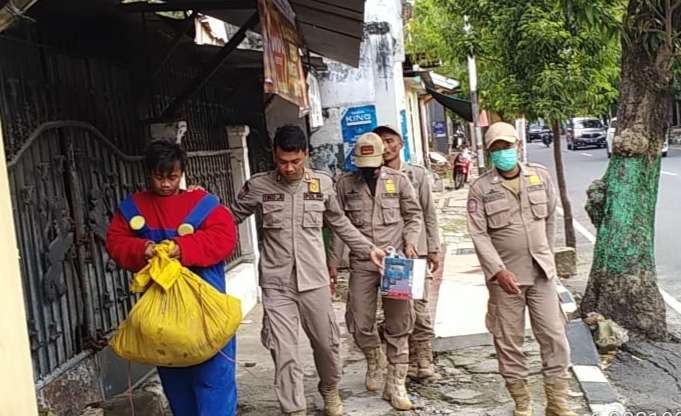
xmin=465 ymin=17 xmax=485 ymax=169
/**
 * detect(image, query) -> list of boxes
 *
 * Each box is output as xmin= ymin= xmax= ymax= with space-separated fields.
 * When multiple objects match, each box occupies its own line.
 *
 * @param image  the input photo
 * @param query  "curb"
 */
xmin=566 ymin=319 xmax=625 ymax=415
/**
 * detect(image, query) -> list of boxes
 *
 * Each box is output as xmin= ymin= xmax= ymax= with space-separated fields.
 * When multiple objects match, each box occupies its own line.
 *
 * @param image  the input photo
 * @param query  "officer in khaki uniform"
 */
xmin=466 ymin=122 xmax=575 ymax=416
xmin=231 ymin=125 xmax=385 ymax=416
xmin=373 ymin=125 xmax=442 ymax=380
xmin=327 ymin=132 xmax=423 ymax=411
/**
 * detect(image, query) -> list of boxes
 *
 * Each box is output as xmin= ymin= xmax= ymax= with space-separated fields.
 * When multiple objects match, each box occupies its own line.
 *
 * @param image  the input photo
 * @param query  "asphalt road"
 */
xmin=525 ymin=140 xmax=681 ymax=303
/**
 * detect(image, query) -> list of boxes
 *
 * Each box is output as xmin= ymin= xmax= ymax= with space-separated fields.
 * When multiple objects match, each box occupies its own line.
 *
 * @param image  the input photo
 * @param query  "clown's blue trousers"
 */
xmin=157 ymin=338 xmax=237 ymax=416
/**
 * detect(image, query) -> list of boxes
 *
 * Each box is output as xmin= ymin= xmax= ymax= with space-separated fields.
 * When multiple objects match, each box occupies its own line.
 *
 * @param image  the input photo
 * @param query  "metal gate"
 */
xmin=8 ymin=120 xmax=242 ymax=383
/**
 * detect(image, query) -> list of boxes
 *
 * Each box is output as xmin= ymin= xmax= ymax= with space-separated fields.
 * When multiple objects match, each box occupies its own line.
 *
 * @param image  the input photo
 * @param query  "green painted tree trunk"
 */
xmin=581 ymin=0 xmax=677 ymax=340
xmin=583 ymin=155 xmax=666 ymax=339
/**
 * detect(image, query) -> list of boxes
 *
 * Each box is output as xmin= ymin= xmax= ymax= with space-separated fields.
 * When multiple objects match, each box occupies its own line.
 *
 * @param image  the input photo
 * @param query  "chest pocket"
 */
xmin=262 ymin=202 xmax=285 ymax=228
xmin=381 ymin=197 xmax=401 ymax=225
xmin=484 ymin=198 xmax=511 ymax=229
xmin=528 ymin=188 xmax=548 ymax=219
xmin=303 ymin=201 xmax=325 ymax=228
xmin=344 ymin=198 xmax=365 ymax=226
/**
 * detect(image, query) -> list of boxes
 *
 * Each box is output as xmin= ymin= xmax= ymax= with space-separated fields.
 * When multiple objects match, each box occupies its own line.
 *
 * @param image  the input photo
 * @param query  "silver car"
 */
xmin=567 ymin=117 xmax=607 ymax=150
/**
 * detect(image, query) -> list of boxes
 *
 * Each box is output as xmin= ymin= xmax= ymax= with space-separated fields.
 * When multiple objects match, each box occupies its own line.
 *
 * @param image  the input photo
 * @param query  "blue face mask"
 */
xmin=490 ymin=148 xmax=518 ymax=172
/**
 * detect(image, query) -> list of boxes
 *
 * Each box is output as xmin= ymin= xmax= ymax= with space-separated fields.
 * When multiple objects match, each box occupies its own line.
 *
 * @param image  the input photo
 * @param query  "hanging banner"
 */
xmin=257 ymin=0 xmax=309 ymax=115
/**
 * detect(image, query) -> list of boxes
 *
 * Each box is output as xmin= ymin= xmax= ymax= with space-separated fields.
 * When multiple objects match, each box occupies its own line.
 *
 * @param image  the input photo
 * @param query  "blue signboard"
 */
xmin=400 ymin=109 xmax=411 ymax=163
xmin=341 ymin=105 xmax=378 ymax=171
xmin=432 ymin=121 xmax=446 ymax=137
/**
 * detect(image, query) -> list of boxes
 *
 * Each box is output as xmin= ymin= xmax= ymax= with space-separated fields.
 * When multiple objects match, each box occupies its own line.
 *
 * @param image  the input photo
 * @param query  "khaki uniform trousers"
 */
xmin=261 ymin=283 xmax=341 ymax=413
xmin=486 ymin=265 xmax=570 ymax=383
xmin=346 ymin=261 xmax=415 ymax=364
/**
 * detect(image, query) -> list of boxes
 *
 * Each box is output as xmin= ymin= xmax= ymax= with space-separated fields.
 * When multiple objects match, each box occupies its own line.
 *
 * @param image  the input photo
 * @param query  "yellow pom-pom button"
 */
xmin=129 ymin=215 xmax=146 ymax=231
xmin=177 ymin=223 xmax=195 ymax=236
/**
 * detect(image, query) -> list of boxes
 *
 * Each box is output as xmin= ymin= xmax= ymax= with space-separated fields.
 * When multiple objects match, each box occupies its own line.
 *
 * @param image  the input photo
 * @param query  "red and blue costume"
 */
xmin=106 ymin=189 xmax=239 ymax=416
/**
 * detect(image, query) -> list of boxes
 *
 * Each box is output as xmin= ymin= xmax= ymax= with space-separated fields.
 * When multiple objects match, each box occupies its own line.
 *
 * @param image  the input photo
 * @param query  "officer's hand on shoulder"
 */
xmin=187 ymin=184 xmax=206 ymax=192
xmin=493 ymin=269 xmax=521 ymax=295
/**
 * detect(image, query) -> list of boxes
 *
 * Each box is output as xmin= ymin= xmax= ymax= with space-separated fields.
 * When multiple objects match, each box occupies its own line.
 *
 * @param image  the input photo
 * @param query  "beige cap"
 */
xmin=373 ymin=125 xmax=401 ymax=138
xmin=485 ymin=122 xmax=518 ymax=149
xmin=354 ymin=132 xmax=385 ymax=168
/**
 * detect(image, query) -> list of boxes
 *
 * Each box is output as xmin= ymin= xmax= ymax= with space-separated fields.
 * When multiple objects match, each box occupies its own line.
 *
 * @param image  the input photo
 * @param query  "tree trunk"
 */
xmin=581 ymin=0 xmax=677 ymax=340
xmin=551 ymin=121 xmax=576 ymax=249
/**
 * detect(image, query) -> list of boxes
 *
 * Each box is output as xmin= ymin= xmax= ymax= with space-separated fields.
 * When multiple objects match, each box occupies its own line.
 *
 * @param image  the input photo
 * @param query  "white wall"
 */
xmin=310 ymin=0 xmax=413 ymax=169
xmin=265 ymin=96 xmax=307 ymax=140
xmin=0 ymin=121 xmax=39 ymax=415
xmin=405 ymin=87 xmax=424 ymax=164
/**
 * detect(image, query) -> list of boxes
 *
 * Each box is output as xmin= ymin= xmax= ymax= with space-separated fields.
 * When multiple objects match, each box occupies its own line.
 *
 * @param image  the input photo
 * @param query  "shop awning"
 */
xmin=426 ymin=87 xmax=473 ymax=122
xmin=117 ymin=0 xmax=366 ymax=67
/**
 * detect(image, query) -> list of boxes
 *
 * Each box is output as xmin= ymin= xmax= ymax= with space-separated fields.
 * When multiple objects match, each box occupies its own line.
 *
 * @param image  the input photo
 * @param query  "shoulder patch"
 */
xmin=467 ymin=198 xmax=479 ymax=213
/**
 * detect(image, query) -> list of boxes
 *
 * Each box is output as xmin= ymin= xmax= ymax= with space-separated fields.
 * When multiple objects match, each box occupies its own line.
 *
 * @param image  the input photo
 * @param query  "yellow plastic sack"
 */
xmin=110 ymin=241 xmax=241 ymax=367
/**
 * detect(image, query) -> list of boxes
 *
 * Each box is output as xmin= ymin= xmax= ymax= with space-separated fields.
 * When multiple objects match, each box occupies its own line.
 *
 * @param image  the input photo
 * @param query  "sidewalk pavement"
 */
xmin=80 ymin=186 xmax=595 ymax=415
xmin=235 ymin=186 xmax=591 ymax=415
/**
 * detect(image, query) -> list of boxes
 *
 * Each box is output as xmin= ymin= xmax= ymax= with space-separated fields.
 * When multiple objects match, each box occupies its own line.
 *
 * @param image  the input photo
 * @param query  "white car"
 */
xmin=607 ymin=118 xmax=668 ymax=158
xmin=605 ymin=118 xmax=616 ymax=158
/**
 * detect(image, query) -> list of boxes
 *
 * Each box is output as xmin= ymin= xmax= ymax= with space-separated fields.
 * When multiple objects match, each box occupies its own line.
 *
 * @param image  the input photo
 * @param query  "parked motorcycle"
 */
xmin=453 ymin=151 xmax=472 ymax=190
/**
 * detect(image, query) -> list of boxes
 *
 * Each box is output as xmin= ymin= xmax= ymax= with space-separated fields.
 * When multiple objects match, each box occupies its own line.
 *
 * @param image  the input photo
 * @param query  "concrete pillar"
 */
xmin=0 ymin=121 xmax=39 ymax=414
xmin=226 ymin=125 xmax=261 ymax=312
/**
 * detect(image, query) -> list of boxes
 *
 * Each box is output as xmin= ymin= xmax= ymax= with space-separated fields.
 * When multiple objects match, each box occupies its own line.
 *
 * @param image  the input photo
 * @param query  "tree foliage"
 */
xmin=407 ymin=0 xmax=623 ymax=122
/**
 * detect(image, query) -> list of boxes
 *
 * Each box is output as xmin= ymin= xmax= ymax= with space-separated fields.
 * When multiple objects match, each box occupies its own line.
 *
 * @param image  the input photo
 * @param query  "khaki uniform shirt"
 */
xmin=466 ymin=163 xmax=557 ymax=285
xmin=399 ymin=161 xmax=441 ymax=256
xmin=328 ymin=166 xmax=423 ymax=268
xmin=231 ymin=169 xmax=374 ymax=292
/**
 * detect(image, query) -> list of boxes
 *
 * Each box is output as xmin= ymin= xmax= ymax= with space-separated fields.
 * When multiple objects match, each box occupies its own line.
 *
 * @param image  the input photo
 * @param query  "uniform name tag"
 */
xmin=527 ymin=184 xmax=546 ymax=192
xmin=483 ymin=192 xmax=505 ymax=202
xmin=346 ymin=192 xmax=362 ymax=200
xmin=382 ymin=193 xmax=399 ymax=199
xmin=263 ymin=193 xmax=285 ymax=202
xmin=303 ymin=192 xmax=324 ymax=201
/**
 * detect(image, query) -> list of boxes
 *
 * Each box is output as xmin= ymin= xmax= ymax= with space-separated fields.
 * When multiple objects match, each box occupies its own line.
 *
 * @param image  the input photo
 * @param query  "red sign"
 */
xmin=257 ymin=0 xmax=309 ymax=115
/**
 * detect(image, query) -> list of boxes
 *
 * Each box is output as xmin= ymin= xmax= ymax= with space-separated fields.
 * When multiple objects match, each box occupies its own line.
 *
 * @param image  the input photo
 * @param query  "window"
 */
xmin=574 ymin=119 xmax=603 ymax=129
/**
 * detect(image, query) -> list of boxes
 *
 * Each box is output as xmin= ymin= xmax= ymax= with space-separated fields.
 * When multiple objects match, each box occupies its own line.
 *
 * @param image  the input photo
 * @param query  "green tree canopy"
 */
xmin=407 ymin=0 xmax=623 ymax=122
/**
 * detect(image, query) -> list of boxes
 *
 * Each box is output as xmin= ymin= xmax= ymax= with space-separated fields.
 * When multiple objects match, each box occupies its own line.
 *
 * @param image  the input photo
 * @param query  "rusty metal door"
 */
xmin=8 ymin=121 xmax=146 ymax=382
xmin=8 ymin=121 xmax=242 ymax=383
